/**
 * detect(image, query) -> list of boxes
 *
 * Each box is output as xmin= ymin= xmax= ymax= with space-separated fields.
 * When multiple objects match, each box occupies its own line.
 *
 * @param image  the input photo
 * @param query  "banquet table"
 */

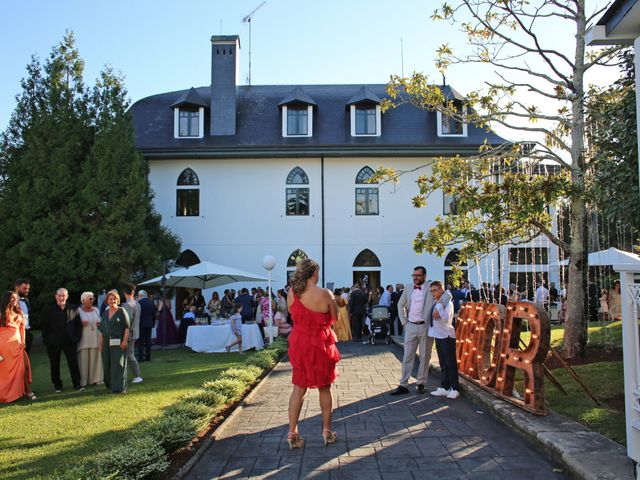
xmin=185 ymin=323 xmax=264 ymax=353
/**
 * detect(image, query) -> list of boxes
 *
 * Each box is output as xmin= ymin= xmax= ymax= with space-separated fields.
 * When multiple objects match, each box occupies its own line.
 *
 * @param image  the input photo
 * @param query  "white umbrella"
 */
xmin=138 ymin=260 xmax=268 ymax=289
xmin=558 ymin=247 xmax=640 ymax=267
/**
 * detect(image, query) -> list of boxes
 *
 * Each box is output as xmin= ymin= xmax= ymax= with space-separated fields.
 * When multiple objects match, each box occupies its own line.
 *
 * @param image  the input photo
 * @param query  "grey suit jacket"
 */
xmin=397 ymin=283 xmax=452 ymax=326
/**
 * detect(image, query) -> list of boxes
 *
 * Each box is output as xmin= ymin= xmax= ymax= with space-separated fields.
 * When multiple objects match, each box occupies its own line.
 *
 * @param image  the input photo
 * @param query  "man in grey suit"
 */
xmin=390 ymin=266 xmax=451 ymax=395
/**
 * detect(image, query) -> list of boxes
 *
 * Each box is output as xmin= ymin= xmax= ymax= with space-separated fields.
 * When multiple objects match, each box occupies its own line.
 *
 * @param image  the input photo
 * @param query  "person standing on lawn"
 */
xmin=122 ymin=284 xmax=143 ymax=384
xmin=0 ymin=291 xmax=35 ymax=402
xmin=99 ymin=290 xmax=130 ymax=393
xmin=137 ymin=290 xmax=155 ymax=362
xmin=390 ymin=267 xmax=451 ymax=396
xmin=428 ymin=281 xmax=460 ymax=399
xmin=14 ymin=279 xmax=33 ymax=355
xmin=41 ymin=288 xmax=83 ymax=393
xmin=77 ymin=292 xmax=103 ymax=387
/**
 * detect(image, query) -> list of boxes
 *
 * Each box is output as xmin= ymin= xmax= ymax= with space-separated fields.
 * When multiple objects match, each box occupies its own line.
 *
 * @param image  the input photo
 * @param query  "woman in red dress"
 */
xmin=286 ymin=259 xmax=341 ymax=449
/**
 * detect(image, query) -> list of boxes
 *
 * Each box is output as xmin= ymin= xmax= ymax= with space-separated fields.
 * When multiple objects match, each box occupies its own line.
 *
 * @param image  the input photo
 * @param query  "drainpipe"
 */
xmin=321 ymin=154 xmax=325 ymax=287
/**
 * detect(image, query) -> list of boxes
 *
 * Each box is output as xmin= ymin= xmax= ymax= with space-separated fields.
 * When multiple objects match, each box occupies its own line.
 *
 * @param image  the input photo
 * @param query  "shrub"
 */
xmin=65 ymin=437 xmax=169 ymax=480
xmin=219 ymin=365 xmax=263 ymax=384
xmin=181 ymin=389 xmax=226 ymax=410
xmin=165 ymin=400 xmax=213 ymax=424
xmin=202 ymin=378 xmax=247 ymax=401
xmin=245 ymin=351 xmax=277 ymax=370
xmin=133 ymin=414 xmax=198 ymax=453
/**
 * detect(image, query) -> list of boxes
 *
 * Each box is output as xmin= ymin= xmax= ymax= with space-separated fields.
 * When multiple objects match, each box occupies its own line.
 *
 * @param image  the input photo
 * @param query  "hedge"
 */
xmin=56 ymin=338 xmax=288 ymax=479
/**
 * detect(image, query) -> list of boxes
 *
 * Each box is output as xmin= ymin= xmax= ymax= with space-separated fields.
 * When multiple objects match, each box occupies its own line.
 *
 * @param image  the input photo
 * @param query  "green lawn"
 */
xmin=520 ymin=320 xmax=622 ymax=349
xmin=0 ymin=343 xmax=251 ymax=480
xmin=545 ymin=361 xmax=625 ymax=445
xmin=517 ymin=320 xmax=625 ymax=445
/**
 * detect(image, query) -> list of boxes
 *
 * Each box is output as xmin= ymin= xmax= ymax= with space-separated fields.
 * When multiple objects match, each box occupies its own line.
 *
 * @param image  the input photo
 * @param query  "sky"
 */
xmin=0 ymin=0 xmax=619 ymax=138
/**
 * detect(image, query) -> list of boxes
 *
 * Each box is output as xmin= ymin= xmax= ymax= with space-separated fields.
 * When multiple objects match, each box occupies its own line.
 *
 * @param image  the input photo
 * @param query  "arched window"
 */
xmin=287 ymin=249 xmax=309 ymax=267
xmin=176 ymin=168 xmax=200 ymax=217
xmin=353 ymin=249 xmax=381 ymax=267
xmin=286 ymin=249 xmax=308 ymax=283
xmin=286 ymin=167 xmax=309 ymax=185
xmin=175 ymin=249 xmax=201 ymax=268
xmin=177 ymin=168 xmax=200 ymax=186
xmin=355 ymin=166 xmax=379 ymax=215
xmin=286 ymin=167 xmax=309 ymax=216
xmin=355 ymin=166 xmax=376 ymax=184
xmin=444 ymin=248 xmax=468 ymax=287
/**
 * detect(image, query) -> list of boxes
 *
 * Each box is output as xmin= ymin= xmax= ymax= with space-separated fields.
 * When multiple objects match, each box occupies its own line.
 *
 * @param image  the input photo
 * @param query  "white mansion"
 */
xmin=131 ymin=35 xmax=560 ymax=297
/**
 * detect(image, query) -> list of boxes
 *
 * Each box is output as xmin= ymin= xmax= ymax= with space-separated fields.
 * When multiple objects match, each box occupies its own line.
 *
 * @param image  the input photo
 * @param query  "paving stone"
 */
xmin=183 ymin=343 xmax=569 ymax=480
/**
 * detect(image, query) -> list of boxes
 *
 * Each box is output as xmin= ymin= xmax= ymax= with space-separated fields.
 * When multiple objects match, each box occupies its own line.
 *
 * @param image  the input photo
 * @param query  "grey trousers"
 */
xmin=399 ymin=322 xmax=434 ymax=387
xmin=126 ymin=340 xmax=141 ymax=378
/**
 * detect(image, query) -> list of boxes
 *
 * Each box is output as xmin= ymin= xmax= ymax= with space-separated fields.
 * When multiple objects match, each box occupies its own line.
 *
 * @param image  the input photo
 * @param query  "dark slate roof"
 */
xmin=170 ymin=87 xmax=209 ymax=109
xmin=130 ymin=83 xmax=510 ymax=159
xmin=346 ymin=85 xmax=382 ymax=106
xmin=277 ymin=87 xmax=317 ymax=107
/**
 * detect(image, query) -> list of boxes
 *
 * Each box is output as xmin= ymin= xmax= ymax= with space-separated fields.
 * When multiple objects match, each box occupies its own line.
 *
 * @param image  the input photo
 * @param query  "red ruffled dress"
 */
xmin=288 ymin=294 xmax=341 ymax=388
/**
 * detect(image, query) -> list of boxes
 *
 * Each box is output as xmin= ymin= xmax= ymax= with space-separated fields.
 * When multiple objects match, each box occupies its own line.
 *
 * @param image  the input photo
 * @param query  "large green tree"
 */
xmin=378 ymin=1 xmax=621 ymax=358
xmin=0 ymin=32 xmax=180 ymax=318
xmin=587 ymin=51 xmax=640 ymax=240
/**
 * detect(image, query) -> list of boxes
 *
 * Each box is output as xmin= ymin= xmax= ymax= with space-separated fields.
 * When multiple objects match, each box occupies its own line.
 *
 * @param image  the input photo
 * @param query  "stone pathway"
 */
xmin=186 ymin=342 xmax=570 ymax=479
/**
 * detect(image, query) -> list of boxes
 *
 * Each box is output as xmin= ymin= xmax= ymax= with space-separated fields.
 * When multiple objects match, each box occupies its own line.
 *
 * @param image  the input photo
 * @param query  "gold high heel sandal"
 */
xmin=287 ymin=431 xmax=304 ymax=450
xmin=322 ymin=429 xmax=337 ymax=446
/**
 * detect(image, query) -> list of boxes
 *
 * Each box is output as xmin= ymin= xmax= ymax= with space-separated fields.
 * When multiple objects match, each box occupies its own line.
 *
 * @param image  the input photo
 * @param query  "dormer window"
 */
xmin=171 ymin=87 xmax=208 ymax=139
xmin=178 ymin=108 xmax=201 ymax=137
xmin=347 ymin=86 xmax=382 ymax=137
xmin=278 ymin=88 xmax=316 ymax=138
xmin=437 ymin=99 xmax=468 ymax=137
xmin=283 ymin=105 xmax=313 ymax=137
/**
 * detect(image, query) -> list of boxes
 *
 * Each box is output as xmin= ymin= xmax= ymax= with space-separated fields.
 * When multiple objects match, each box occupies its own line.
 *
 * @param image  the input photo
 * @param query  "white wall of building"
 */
xmin=148 ymin=156 xmax=559 ymax=292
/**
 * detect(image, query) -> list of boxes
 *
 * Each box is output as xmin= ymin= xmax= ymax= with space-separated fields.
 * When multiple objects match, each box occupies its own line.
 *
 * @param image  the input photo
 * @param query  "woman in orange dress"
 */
xmin=0 ymin=291 xmax=35 ymax=402
xmin=286 ymin=259 xmax=341 ymax=449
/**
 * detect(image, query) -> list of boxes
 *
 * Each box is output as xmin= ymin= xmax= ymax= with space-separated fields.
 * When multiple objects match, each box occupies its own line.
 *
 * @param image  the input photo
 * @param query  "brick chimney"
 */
xmin=210 ymin=35 xmax=240 ymax=136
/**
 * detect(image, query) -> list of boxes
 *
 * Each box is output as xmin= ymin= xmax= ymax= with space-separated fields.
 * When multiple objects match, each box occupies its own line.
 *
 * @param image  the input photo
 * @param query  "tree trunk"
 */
xmin=562 ymin=194 xmax=588 ymax=358
xmin=562 ymin=0 xmax=589 ymax=359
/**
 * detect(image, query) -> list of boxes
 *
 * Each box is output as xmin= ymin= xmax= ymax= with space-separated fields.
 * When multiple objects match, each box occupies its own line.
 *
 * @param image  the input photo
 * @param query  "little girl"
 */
xmin=225 ymin=303 xmax=243 ymax=354
xmin=598 ymin=289 xmax=609 ymax=321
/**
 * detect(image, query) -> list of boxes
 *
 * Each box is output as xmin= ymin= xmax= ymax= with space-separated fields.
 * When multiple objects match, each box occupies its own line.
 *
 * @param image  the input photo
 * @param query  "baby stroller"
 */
xmin=368 ymin=304 xmax=391 ymax=345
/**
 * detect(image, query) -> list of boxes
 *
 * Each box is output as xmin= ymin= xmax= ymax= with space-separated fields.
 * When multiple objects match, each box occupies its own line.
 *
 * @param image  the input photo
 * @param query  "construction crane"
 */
xmin=242 ymin=1 xmax=266 ymax=86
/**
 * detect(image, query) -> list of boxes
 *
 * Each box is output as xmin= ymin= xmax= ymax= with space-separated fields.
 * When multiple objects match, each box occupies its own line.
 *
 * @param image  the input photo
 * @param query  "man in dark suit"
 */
xmin=191 ymin=289 xmax=206 ymax=314
xmin=235 ymin=288 xmax=255 ymax=324
xmin=41 ymin=288 xmax=82 ymax=392
xmin=348 ymin=283 xmax=368 ymax=341
xmin=390 ymin=283 xmax=404 ymax=336
xmin=137 ymin=289 xmax=155 ymax=362
xmin=450 ymin=284 xmax=466 ymax=315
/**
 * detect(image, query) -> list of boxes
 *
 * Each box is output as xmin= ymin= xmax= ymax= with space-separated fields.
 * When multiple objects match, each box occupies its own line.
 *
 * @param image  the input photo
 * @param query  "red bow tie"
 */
xmin=414 ymin=285 xmax=422 ymax=290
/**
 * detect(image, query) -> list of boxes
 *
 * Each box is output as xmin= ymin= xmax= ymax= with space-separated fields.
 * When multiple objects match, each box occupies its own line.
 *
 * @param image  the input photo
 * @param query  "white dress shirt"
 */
xmin=19 ymin=299 xmax=30 ymax=329
xmin=428 ymin=299 xmax=455 ymax=339
xmin=408 ymin=286 xmax=425 ymax=323
xmin=535 ymin=286 xmax=549 ymax=305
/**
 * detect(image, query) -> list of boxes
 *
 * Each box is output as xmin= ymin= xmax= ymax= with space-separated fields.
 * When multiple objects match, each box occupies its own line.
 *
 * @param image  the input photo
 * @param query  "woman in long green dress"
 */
xmin=99 ymin=289 xmax=130 ymax=393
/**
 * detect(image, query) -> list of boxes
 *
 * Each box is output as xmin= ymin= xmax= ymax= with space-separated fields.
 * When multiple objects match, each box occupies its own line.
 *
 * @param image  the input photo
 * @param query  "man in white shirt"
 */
xmin=534 ymin=282 xmax=550 ymax=308
xmin=428 ymin=281 xmax=460 ymax=399
xmin=391 ymin=267 xmax=451 ymax=395
xmin=379 ymin=285 xmax=392 ymax=307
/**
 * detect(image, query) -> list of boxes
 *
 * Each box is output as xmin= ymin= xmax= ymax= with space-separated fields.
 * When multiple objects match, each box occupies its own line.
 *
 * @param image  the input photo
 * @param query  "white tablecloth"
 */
xmin=185 ymin=324 xmax=264 ymax=353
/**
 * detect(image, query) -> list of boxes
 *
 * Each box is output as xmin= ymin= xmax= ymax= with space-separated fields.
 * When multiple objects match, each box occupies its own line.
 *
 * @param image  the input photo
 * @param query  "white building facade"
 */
xmin=132 ymin=35 xmax=559 ymax=295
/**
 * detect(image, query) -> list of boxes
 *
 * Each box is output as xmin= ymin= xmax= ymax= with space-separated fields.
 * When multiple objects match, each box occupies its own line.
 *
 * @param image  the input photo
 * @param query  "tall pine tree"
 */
xmin=0 ymin=32 xmax=180 ymax=320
